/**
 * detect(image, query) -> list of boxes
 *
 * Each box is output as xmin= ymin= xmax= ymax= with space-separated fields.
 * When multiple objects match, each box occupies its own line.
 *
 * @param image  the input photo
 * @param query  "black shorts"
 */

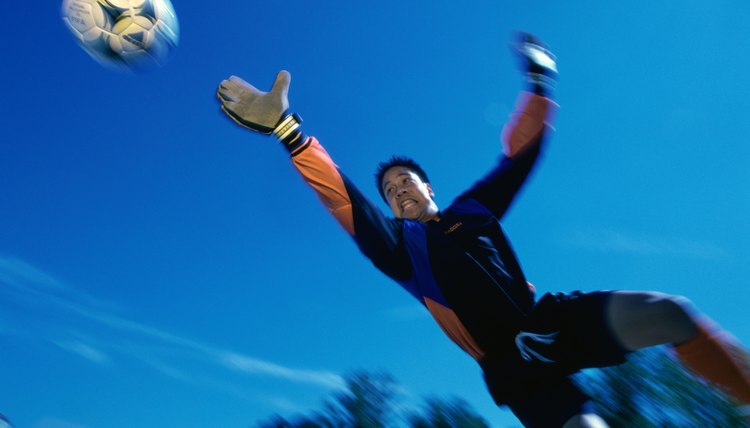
xmin=480 ymin=291 xmax=630 ymax=427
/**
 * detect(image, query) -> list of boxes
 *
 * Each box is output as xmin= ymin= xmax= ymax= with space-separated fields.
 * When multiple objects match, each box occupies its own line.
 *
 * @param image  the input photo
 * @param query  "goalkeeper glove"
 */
xmin=217 ymin=70 xmax=306 ymax=152
xmin=511 ymin=32 xmax=558 ymax=96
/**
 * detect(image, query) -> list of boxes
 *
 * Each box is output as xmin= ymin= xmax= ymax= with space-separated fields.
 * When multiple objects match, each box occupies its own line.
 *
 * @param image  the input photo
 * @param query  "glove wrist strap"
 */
xmin=274 ymin=113 xmax=308 ymax=153
xmin=526 ymin=73 xmax=556 ymax=96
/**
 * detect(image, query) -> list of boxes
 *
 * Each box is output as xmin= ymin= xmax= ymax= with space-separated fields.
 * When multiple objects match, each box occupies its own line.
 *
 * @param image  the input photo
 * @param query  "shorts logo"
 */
xmin=515 ymin=331 xmax=559 ymax=363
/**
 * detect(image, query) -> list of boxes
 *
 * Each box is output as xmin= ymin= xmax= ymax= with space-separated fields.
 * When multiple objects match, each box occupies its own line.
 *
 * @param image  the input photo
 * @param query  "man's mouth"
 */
xmin=401 ymin=199 xmax=417 ymax=210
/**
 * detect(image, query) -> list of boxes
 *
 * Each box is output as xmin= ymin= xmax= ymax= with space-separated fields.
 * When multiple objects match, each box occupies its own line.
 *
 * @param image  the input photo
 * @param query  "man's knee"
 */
xmin=608 ymin=291 xmax=699 ymax=349
xmin=562 ymin=413 xmax=609 ymax=428
xmin=646 ymin=293 xmax=697 ymax=329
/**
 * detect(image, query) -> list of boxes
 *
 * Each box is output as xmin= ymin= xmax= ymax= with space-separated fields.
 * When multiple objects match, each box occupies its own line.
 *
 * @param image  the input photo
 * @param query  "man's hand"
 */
xmin=217 ymin=70 xmax=291 ymax=134
xmin=511 ymin=32 xmax=558 ymax=95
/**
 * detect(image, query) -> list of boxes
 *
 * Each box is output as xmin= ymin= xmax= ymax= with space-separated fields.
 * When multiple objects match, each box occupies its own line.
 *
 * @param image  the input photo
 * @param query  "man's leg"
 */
xmin=605 ymin=291 xmax=698 ymax=349
xmin=606 ymin=291 xmax=750 ymax=406
xmin=505 ymin=375 xmax=609 ymax=428
xmin=563 ymin=414 xmax=609 ymax=428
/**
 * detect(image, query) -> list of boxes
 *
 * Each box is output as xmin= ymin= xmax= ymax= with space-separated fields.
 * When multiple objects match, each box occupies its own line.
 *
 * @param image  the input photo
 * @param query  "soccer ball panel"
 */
xmin=109 ymin=13 xmax=156 ymax=53
xmin=61 ymin=0 xmax=112 ymax=42
xmin=61 ymin=0 xmax=179 ymax=72
xmin=153 ymin=0 xmax=178 ymax=29
xmin=100 ymin=0 xmax=147 ymax=11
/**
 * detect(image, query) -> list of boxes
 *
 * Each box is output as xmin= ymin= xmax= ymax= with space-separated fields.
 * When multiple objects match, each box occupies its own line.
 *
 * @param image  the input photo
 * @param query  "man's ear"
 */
xmin=425 ymin=182 xmax=435 ymax=199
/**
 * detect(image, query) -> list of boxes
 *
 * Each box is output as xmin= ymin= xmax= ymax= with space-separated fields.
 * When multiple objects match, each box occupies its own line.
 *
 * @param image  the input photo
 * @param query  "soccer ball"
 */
xmin=61 ymin=0 xmax=179 ymax=72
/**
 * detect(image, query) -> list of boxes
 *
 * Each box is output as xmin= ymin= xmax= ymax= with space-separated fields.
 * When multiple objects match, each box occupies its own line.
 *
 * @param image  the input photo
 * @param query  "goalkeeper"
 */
xmin=216 ymin=33 xmax=750 ymax=428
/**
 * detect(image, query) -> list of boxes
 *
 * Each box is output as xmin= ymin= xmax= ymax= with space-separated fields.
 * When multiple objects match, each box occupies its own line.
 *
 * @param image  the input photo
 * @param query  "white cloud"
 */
xmin=263 ymin=396 xmax=313 ymax=414
xmin=0 ymin=254 xmax=344 ymax=393
xmin=222 ymin=352 xmax=344 ymax=389
xmin=54 ymin=341 xmax=110 ymax=366
xmin=0 ymin=256 xmax=65 ymax=293
xmin=558 ymin=227 xmax=726 ymax=260
xmin=0 ymin=255 xmax=115 ymax=314
xmin=122 ymin=348 xmax=193 ymax=382
xmin=32 ymin=417 xmax=87 ymax=428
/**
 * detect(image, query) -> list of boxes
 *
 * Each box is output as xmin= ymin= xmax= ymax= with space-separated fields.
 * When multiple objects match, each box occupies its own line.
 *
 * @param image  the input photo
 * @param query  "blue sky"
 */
xmin=2 ymin=1 xmax=750 ymax=427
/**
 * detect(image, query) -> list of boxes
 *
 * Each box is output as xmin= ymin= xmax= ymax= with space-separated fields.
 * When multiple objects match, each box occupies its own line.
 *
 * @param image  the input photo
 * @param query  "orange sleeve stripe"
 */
xmin=291 ymin=137 xmax=356 ymax=236
xmin=425 ymin=297 xmax=485 ymax=360
xmin=501 ymin=92 xmax=559 ymax=158
xmin=674 ymin=321 xmax=750 ymax=404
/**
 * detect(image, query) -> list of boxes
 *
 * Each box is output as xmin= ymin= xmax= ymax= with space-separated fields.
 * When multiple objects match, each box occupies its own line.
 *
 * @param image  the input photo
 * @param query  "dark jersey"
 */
xmin=288 ymin=93 xmax=557 ymax=361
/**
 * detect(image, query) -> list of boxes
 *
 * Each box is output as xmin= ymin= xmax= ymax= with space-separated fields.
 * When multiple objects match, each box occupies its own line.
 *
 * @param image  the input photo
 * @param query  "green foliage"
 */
xmin=258 ymin=347 xmax=750 ymax=427
xmin=408 ymin=397 xmax=490 ymax=428
xmin=316 ymin=371 xmax=399 ymax=428
xmin=255 ymin=371 xmax=489 ymax=428
xmin=576 ymin=346 xmax=748 ymax=427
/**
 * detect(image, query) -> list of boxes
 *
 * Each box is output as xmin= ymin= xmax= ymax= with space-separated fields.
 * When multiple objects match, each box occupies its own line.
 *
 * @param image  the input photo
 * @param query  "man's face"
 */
xmin=381 ymin=166 xmax=439 ymax=222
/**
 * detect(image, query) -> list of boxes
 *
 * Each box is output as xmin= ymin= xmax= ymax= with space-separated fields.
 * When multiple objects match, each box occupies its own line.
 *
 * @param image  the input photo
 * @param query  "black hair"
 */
xmin=375 ymin=155 xmax=430 ymax=202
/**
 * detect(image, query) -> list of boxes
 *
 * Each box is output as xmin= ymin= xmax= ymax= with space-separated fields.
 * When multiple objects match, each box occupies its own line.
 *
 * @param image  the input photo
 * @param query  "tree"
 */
xmin=255 ymin=371 xmax=489 ymax=428
xmin=408 ymin=397 xmax=490 ymax=428
xmin=256 ymin=371 xmax=398 ymax=428
xmin=316 ymin=371 xmax=399 ymax=428
xmin=255 ymin=348 xmax=749 ymax=428
xmin=576 ymin=346 xmax=747 ymax=427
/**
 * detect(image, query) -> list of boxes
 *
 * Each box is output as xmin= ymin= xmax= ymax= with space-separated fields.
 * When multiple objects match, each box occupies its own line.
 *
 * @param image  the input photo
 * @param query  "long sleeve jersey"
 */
xmin=287 ymin=93 xmax=557 ymax=362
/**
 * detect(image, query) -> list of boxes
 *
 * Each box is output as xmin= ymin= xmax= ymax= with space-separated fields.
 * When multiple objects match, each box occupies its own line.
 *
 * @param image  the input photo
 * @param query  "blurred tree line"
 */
xmin=577 ymin=346 xmax=748 ymax=427
xmin=256 ymin=371 xmax=490 ymax=428
xmin=256 ymin=347 xmax=748 ymax=427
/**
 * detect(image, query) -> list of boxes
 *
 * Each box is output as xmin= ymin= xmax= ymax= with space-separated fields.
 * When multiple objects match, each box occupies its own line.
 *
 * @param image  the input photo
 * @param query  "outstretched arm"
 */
xmin=216 ymin=72 xmax=411 ymax=281
xmin=456 ymin=33 xmax=559 ymax=219
xmin=288 ymin=138 xmax=411 ymax=280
